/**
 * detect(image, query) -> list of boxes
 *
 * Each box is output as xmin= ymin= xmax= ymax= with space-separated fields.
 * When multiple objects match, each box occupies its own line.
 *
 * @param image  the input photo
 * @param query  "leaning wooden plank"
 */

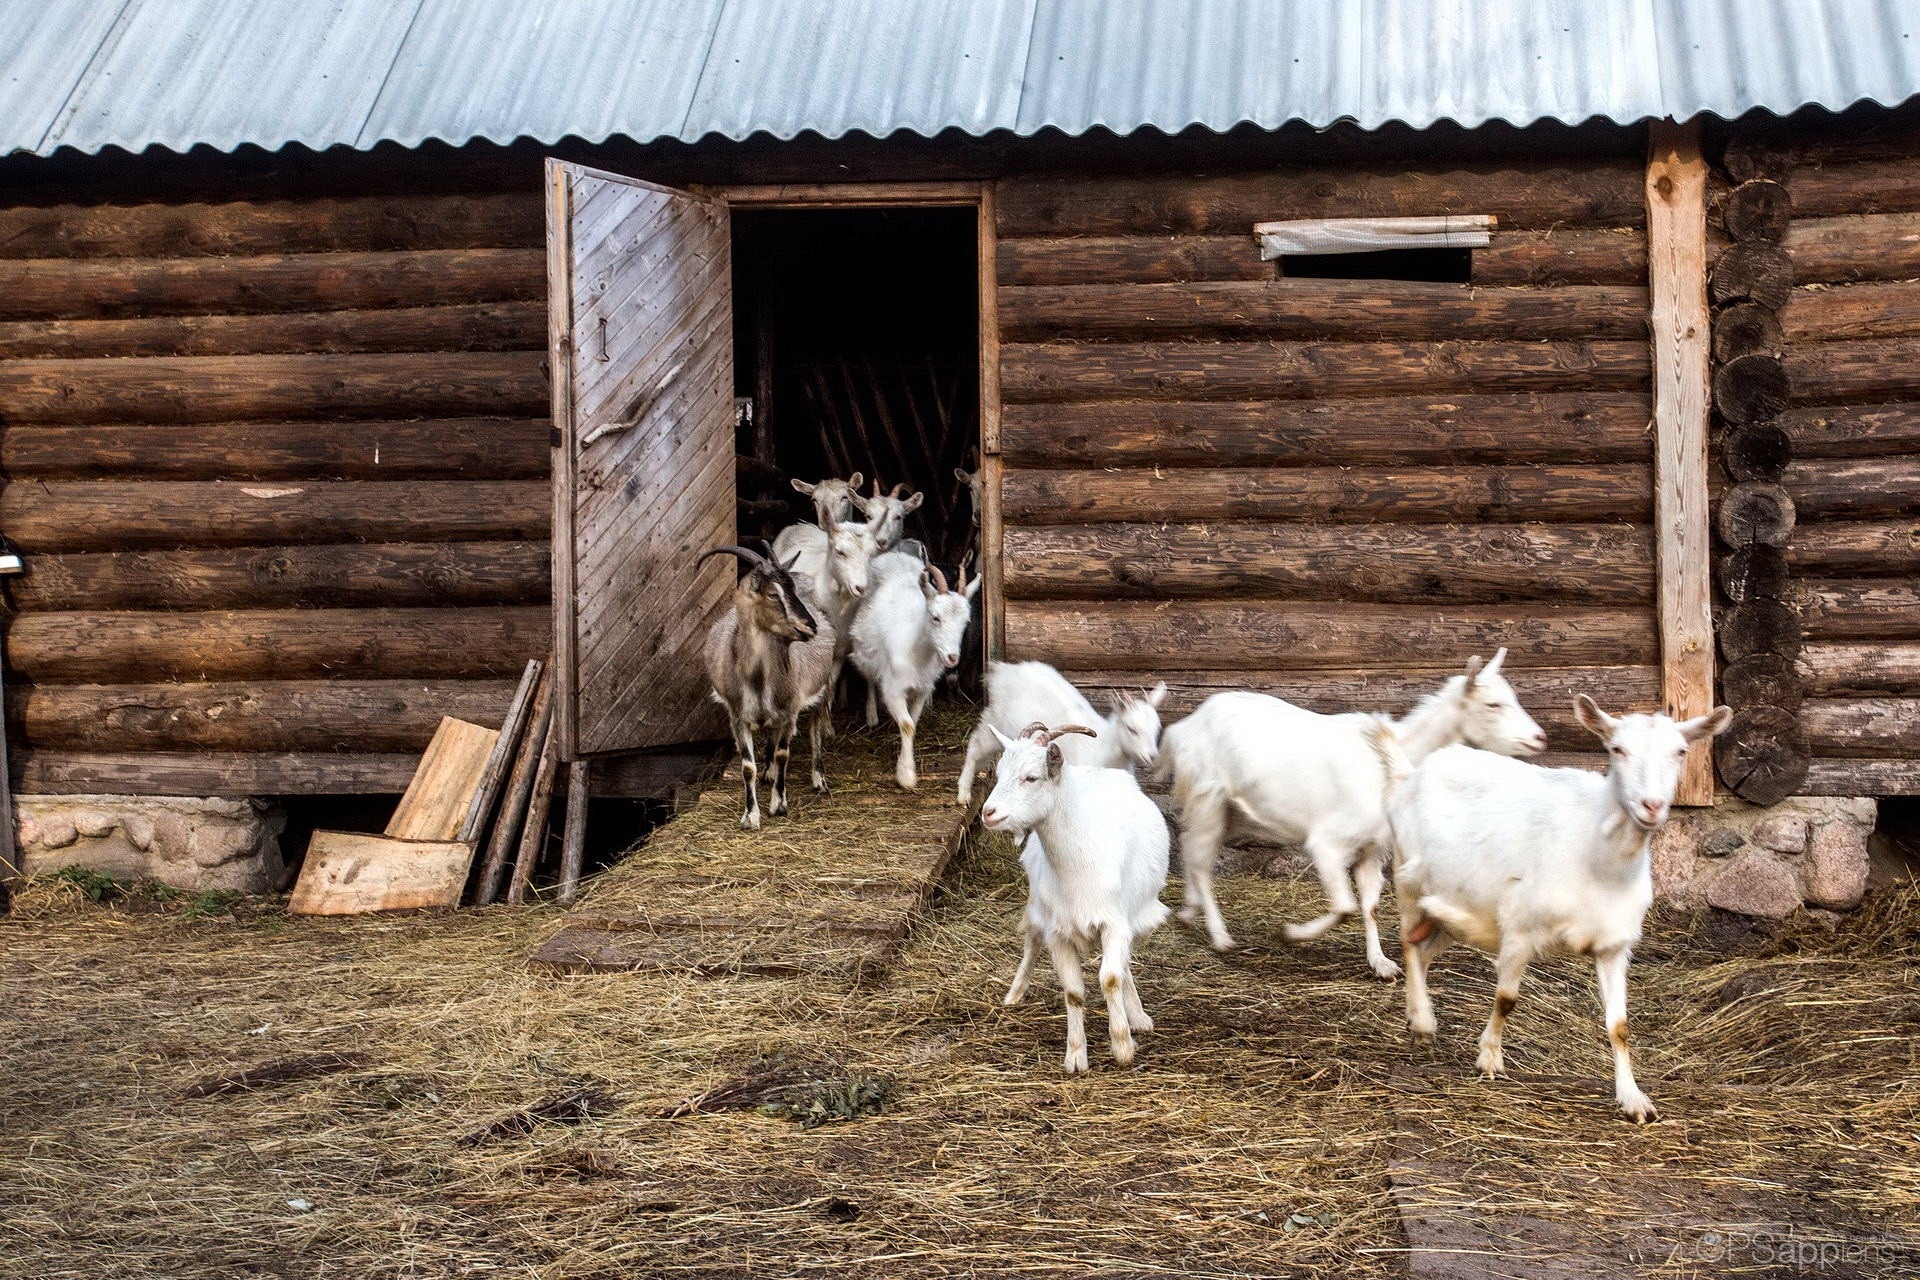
xmin=290 ymin=831 xmax=474 ymax=916
xmin=386 ymin=717 xmax=501 ymax=842
xmin=474 ymin=670 xmax=553 ymax=905
xmin=506 ymin=723 xmax=564 ymax=906
xmin=460 ymin=659 xmax=545 ymax=847
xmin=557 ymin=760 xmax=592 ymax=906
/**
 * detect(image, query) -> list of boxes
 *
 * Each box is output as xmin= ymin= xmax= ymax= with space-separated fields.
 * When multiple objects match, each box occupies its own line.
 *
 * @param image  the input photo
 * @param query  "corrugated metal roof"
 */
xmin=8 ymin=0 xmax=1920 ymax=158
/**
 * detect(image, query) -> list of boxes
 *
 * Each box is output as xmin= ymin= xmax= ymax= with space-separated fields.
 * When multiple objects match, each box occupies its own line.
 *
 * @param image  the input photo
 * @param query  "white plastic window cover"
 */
xmin=1255 ymin=215 xmax=1497 ymax=259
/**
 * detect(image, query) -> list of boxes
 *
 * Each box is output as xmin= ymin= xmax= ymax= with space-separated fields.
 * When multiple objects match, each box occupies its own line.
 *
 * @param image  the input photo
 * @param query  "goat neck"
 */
xmin=1391 ymin=677 xmax=1472 ymax=763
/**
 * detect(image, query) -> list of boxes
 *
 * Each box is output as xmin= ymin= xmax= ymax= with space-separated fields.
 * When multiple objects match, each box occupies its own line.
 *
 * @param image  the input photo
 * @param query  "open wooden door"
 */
xmin=548 ymin=160 xmax=735 ymax=759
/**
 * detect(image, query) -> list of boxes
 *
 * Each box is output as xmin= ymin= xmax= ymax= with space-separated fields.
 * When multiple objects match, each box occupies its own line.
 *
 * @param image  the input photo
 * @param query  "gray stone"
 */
xmin=17 ymin=795 xmax=286 ymax=893
xmin=1702 ymin=827 xmax=1746 ymax=858
xmin=1751 ymin=814 xmax=1809 ymax=855
xmin=1705 ymin=852 xmax=1802 ymax=920
xmin=1803 ymin=818 xmax=1868 ymax=910
xmin=1651 ymin=815 xmax=1708 ymax=906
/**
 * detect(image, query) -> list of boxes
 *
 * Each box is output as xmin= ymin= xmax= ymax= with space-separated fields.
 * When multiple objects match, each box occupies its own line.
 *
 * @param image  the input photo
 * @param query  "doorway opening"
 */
xmin=729 ymin=206 xmax=981 ymax=573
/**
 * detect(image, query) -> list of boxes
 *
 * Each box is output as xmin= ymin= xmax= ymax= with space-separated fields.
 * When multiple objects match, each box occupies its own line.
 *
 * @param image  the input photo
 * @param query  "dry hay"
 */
xmin=3 ymin=751 xmax=1919 ymax=1277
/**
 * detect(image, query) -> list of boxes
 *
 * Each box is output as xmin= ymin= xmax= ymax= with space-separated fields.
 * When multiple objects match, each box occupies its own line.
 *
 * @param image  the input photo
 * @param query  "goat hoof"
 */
xmin=1371 ymin=958 xmax=1405 ymax=981
xmin=739 ymin=812 xmax=761 ymax=832
xmin=1475 ymin=1050 xmax=1505 ymax=1078
xmin=1409 ymin=1027 xmax=1435 ymax=1048
xmin=1133 ymin=1012 xmax=1154 ymax=1033
xmin=768 ymin=799 xmax=788 ymax=817
xmin=811 ymin=778 xmax=830 ymax=795
xmin=1618 ymin=1091 xmax=1658 ymax=1123
xmin=1110 ymin=1039 xmax=1136 ymax=1068
xmin=897 ymin=773 xmax=918 ymax=791
xmin=1208 ymin=937 xmax=1238 ymax=954
xmin=1062 ymin=1050 xmax=1089 ymax=1075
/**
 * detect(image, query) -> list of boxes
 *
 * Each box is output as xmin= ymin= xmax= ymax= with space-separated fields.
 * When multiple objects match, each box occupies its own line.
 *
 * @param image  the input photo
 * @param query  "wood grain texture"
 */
xmin=1802 ymin=697 xmax=1920 ymax=759
xmin=1787 ymin=520 xmax=1920 ymax=575
xmin=1800 ymin=758 xmax=1920 ymax=795
xmin=1797 ymin=579 xmax=1920 ymax=641
xmin=13 ymin=751 xmax=429 ymax=796
xmin=1785 ymin=211 xmax=1920 ymax=283
xmin=387 ymin=717 xmax=501 ymax=842
xmin=1781 ymin=401 xmax=1920 ymax=458
xmin=460 ymin=659 xmax=545 ymax=846
xmin=979 ymin=186 xmax=1005 ymax=657
xmin=1785 ymin=337 xmax=1920 ymax=402
xmin=1800 ymin=643 xmax=1920 ymax=697
xmin=290 ymin=832 xmax=474 ymax=916
xmin=1784 ymin=457 xmax=1920 ymax=518
xmin=1782 ymin=280 xmax=1920 ymax=341
xmin=1646 ymin=120 xmax=1716 ymax=803
xmin=0 ymin=302 xmax=546 ymax=359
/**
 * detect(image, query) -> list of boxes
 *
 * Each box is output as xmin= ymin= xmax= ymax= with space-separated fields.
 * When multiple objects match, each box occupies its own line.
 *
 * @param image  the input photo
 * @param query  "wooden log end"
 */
xmin=1717 ymin=179 xmax=1793 ymax=242
xmin=1713 ymin=704 xmax=1811 ymax=806
xmin=1718 ymin=597 xmax=1805 ymax=664
xmin=1714 ymin=544 xmax=1790 ymax=604
xmin=1708 ymin=242 xmax=1793 ymax=310
xmin=1720 ymin=652 xmax=1804 ymax=712
xmin=1712 ymin=353 xmax=1791 ymax=425
xmin=1711 ymin=301 xmax=1786 ymax=363
xmin=1718 ymin=424 xmax=1793 ymax=483
xmin=1714 ymin=480 xmax=1797 ymax=549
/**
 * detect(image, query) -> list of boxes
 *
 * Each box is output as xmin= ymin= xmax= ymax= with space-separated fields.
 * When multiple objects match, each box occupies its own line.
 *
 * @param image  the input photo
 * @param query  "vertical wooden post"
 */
xmin=977 ymin=184 xmax=1005 ymax=659
xmin=1646 ymin=118 xmax=1717 ymax=805
xmin=543 ymin=158 xmax=578 ymax=761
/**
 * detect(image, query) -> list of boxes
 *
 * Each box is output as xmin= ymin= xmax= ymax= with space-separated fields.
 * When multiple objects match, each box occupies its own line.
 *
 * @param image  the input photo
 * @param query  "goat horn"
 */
xmin=871 ymin=478 xmax=883 ymax=498
xmin=1017 ymin=720 xmax=1051 ymax=740
xmin=890 ymin=482 xmax=910 ymax=499
xmin=924 ymin=564 xmax=950 ymax=594
xmin=698 ymin=544 xmax=771 ymax=572
xmin=1043 ymin=724 xmax=1099 ymax=744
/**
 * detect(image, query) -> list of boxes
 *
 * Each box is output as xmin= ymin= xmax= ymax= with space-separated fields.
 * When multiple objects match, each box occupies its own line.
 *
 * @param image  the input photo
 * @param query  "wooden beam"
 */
xmin=710 ymin=181 xmax=983 ymax=207
xmin=1646 ymin=118 xmax=1717 ymax=804
xmin=979 ymin=183 xmax=1005 ymax=659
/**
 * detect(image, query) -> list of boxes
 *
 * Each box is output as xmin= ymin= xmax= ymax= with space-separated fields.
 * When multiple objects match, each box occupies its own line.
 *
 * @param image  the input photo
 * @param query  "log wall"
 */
xmin=991 ymin=159 xmax=1659 ymax=744
xmin=0 ymin=193 xmax=554 ymax=795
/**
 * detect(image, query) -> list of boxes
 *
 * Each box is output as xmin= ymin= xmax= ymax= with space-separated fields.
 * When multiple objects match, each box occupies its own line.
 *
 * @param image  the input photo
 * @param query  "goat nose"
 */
xmin=1639 ymin=800 xmax=1665 ymax=825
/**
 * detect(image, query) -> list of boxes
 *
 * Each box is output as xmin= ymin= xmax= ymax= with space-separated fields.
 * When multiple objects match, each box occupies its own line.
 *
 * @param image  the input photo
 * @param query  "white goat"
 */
xmin=981 ymin=723 xmax=1171 ymax=1074
xmin=1158 ymin=650 xmax=1546 ymax=977
xmin=699 ymin=545 xmax=837 ymax=830
xmin=770 ymin=507 xmax=883 ymax=727
xmin=789 ymin=472 xmax=863 ymax=527
xmin=958 ymin=661 xmax=1168 ymax=806
xmin=849 ymin=551 xmax=978 ymax=789
xmin=853 ymin=479 xmax=924 ymax=552
xmin=1386 ymin=697 xmax=1732 ymax=1122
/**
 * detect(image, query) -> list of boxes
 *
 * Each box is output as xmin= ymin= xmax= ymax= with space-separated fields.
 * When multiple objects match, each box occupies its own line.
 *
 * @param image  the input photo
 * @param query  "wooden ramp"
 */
xmin=532 ymin=712 xmax=979 ymax=980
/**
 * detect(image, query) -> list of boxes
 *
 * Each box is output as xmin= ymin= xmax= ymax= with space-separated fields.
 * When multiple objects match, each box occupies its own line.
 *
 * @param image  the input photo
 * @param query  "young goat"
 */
xmin=1157 ymin=649 xmax=1546 ymax=977
xmin=1386 ymin=697 xmax=1732 ymax=1122
xmin=853 ymin=479 xmax=924 ymax=552
xmin=770 ymin=507 xmax=883 ymax=727
xmin=983 ymin=723 xmax=1171 ymax=1074
xmin=957 ymin=661 xmax=1168 ymax=806
xmin=789 ymin=472 xmax=863 ymax=527
xmin=699 ymin=545 xmax=837 ymax=830
xmin=849 ymin=552 xmax=978 ymax=789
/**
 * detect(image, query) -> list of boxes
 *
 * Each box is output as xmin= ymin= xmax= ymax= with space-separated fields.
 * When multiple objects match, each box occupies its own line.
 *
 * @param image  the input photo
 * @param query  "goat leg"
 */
xmin=1354 ymin=851 xmax=1402 ymax=980
xmin=809 ymin=708 xmax=830 ymax=794
xmin=1596 ymin=946 xmax=1656 ymax=1122
xmin=733 ymin=723 xmax=762 ymax=831
xmin=1046 ymin=934 xmax=1090 ymax=1074
xmin=767 ymin=716 xmax=797 ymax=817
xmin=1098 ymin=923 xmax=1137 ymax=1068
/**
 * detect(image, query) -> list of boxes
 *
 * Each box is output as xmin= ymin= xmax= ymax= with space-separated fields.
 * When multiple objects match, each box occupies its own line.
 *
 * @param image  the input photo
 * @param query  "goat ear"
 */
xmin=1680 ymin=704 xmax=1734 ymax=742
xmin=987 ymin=723 xmax=1015 ymax=750
xmin=902 ymin=490 xmax=925 ymax=513
xmin=963 ymin=573 xmax=981 ymax=600
xmin=1146 ymin=681 xmax=1168 ymax=708
xmin=1046 ymin=742 xmax=1065 ymax=778
xmin=1573 ymin=694 xmax=1616 ymax=739
xmin=954 ymin=467 xmax=973 ymax=484
xmin=1463 ymin=653 xmax=1487 ymax=685
xmin=847 ymin=472 xmax=863 ymax=489
xmin=1483 ymin=647 xmax=1508 ymax=677
xmin=791 ymin=478 xmax=816 ymax=495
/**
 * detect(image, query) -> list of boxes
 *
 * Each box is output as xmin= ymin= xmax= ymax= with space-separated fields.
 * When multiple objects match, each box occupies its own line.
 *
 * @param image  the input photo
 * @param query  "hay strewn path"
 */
xmin=4 ymin=720 xmax=1919 ymax=1278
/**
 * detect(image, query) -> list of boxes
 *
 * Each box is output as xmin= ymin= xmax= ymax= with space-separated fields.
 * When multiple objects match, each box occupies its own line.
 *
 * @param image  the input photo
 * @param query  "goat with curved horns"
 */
xmin=699 ymin=543 xmax=837 ymax=830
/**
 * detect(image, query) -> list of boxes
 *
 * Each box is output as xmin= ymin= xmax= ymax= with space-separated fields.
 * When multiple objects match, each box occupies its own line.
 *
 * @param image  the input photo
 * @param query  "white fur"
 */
xmin=771 ymin=513 xmax=883 ymax=728
xmin=790 ymin=472 xmax=863 ymax=527
xmin=957 ymin=661 xmax=1168 ymax=805
xmin=848 ymin=551 xmax=978 ymax=789
xmin=982 ymin=725 xmax=1171 ymax=1075
xmin=1157 ymin=649 xmax=1546 ymax=977
xmin=1387 ymin=696 xmax=1732 ymax=1122
xmin=853 ymin=481 xmax=924 ymax=553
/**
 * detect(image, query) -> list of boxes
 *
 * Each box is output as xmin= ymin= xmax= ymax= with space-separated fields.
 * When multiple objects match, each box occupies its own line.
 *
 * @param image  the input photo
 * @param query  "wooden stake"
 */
xmin=506 ymin=716 xmax=562 ymax=906
xmin=557 ymin=759 xmax=591 ymax=906
xmin=474 ymin=667 xmax=551 ymax=904
xmin=459 ymin=657 xmax=545 ymax=847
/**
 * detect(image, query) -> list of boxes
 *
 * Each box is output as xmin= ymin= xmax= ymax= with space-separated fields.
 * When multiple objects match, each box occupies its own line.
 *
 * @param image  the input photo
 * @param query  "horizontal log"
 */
xmin=998 ymin=393 xmax=1654 ymax=468
xmin=1799 ymin=758 xmax=1920 ymax=795
xmin=1001 ymin=464 xmax=1650 ymax=525
xmin=1003 ymin=522 xmax=1652 ymax=603
xmin=0 ymin=194 xmax=543 ymax=259
xmin=1000 ymin=340 xmax=1650 ymax=402
xmin=1787 ymin=520 xmax=1920 ymax=575
xmin=1784 ymin=337 xmax=1920 ymax=402
xmin=0 ymin=352 xmax=548 ymax=424
xmin=7 ymin=607 xmax=549 ymax=683
xmin=0 ymin=248 xmax=546 ymax=320
xmin=1799 ymin=643 xmax=1920 ymax=697
xmin=995 ymin=163 xmax=1646 ymax=237
xmin=1005 ymin=600 xmax=1658 ymax=670
xmin=0 ymin=302 xmax=547 ymax=359
xmin=11 ymin=680 xmax=519 ymax=753
xmin=1785 ymin=212 xmax=1920 ymax=284
xmin=1060 ymin=664 xmax=1659 ymax=748
xmin=13 ymin=751 xmax=429 ymax=796
xmin=1802 ymin=697 xmax=1920 ymax=759
xmin=994 ymin=227 xmax=1648 ymax=288
xmin=997 ymin=280 xmax=1648 ymax=342
xmin=1797 ymin=579 xmax=1920 ymax=641
xmin=1783 ymin=457 xmax=1920 ymax=519
xmin=0 ymin=481 xmax=548 ymax=552
xmin=3 ymin=418 xmax=549 ymax=481
xmin=1788 ymin=157 xmax=1920 ymax=219
xmin=1781 ymin=402 xmax=1920 ymax=458
xmin=1783 ymin=280 xmax=1920 ymax=342
xmin=10 ymin=542 xmax=550 ymax=612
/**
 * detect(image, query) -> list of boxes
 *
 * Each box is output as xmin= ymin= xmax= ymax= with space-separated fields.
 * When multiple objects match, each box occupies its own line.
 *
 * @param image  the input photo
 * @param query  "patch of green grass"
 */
xmin=44 ymin=864 xmax=125 ymax=902
xmin=178 ymin=889 xmax=242 ymax=920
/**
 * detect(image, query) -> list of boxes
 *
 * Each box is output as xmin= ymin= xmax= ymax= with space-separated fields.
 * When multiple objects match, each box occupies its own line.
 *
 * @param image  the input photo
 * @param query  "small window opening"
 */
xmin=1279 ymin=246 xmax=1473 ymax=283
xmin=1256 ymin=214 xmax=1491 ymax=284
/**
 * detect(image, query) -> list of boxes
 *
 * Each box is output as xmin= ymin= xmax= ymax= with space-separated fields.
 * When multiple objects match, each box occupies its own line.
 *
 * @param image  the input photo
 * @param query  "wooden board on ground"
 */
xmin=387 ymin=716 xmax=500 ymax=841
xmin=289 ymin=832 xmax=474 ymax=915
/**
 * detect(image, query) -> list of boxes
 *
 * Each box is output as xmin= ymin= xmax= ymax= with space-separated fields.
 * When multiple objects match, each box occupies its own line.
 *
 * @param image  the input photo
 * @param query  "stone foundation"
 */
xmin=16 ymin=795 xmax=287 ymax=893
xmin=1653 ymin=795 xmax=1878 ymax=919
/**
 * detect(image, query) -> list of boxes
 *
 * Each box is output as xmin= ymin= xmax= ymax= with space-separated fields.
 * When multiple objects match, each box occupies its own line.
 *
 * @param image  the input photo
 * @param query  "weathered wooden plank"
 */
xmin=1788 ymin=158 xmax=1920 ymax=219
xmin=997 ymin=280 xmax=1649 ymax=341
xmin=999 ymin=393 xmax=1654 ymax=467
xmin=291 ymin=832 xmax=475 ymax=916
xmin=1784 ymin=211 xmax=1920 ymax=283
xmin=7 ymin=608 xmax=550 ymax=682
xmin=980 ymin=184 xmax=1006 ymax=657
xmin=1001 ymin=464 xmax=1650 ymax=525
xmin=0 ymin=481 xmax=548 ymax=551
xmin=1785 ymin=337 xmax=1920 ymax=402
xmin=0 ymin=248 xmax=545 ymax=319
xmin=1 ymin=417 xmax=550 ymax=480
xmin=1000 ymin=339 xmax=1650 ymax=402
xmin=387 ymin=717 xmax=503 ymax=842
xmin=0 ymin=194 xmax=543 ymax=258
xmin=1797 ymin=579 xmax=1920 ymax=641
xmin=9 ymin=542 xmax=550 ymax=612
xmin=0 ymin=351 xmax=548 ymax=424
xmin=1782 ymin=280 xmax=1920 ymax=342
xmin=1783 ymin=458 xmax=1920 ymax=518
xmin=1003 ymin=522 xmax=1653 ymax=603
xmin=1787 ymin=520 xmax=1920 ymax=575
xmin=995 ymin=163 xmax=1646 ymax=237
xmin=0 ymin=302 xmax=547 ymax=359
xmin=1781 ymin=402 xmax=1920 ymax=459
xmin=1800 ymin=757 xmax=1920 ymax=795
xmin=1006 ymin=601 xmax=1658 ymax=670
xmin=1800 ymin=643 xmax=1920 ymax=697
xmin=12 ymin=750 xmax=426 ymax=796
xmin=1801 ymin=697 xmax=1920 ymax=759
xmin=1647 ymin=119 xmax=1716 ymax=803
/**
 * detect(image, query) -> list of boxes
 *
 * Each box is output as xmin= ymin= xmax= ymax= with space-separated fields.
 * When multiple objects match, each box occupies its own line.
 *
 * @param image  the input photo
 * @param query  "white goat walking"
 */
xmin=981 ymin=723 xmax=1171 ymax=1074
xmin=848 ymin=551 xmax=978 ymax=789
xmin=1386 ymin=696 xmax=1732 ymax=1121
xmin=771 ymin=508 xmax=883 ymax=732
xmin=957 ymin=661 xmax=1167 ymax=806
xmin=1157 ymin=650 xmax=1546 ymax=977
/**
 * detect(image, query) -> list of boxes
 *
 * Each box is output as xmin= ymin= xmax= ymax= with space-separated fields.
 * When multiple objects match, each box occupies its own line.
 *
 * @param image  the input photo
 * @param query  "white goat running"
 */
xmin=1157 ymin=650 xmax=1546 ymax=977
xmin=1386 ymin=696 xmax=1732 ymax=1122
xmin=789 ymin=472 xmax=863 ymax=527
xmin=981 ymin=723 xmax=1171 ymax=1074
xmin=957 ymin=661 xmax=1167 ymax=806
xmin=849 ymin=551 xmax=978 ymax=789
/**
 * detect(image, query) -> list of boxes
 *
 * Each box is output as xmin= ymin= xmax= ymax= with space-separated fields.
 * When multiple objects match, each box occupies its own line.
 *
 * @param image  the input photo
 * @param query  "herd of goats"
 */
xmin=697 ymin=471 xmax=1734 ymax=1122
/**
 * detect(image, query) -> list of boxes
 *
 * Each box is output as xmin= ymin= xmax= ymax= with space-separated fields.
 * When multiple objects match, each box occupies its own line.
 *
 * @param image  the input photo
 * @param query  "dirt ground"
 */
xmin=5 ymin=769 xmax=1920 ymax=1278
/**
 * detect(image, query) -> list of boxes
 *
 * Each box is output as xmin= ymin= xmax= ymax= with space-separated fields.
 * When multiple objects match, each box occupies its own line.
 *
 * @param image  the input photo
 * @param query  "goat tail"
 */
xmin=1413 ymin=895 xmax=1480 ymax=940
xmin=1364 ymin=713 xmax=1412 ymax=806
